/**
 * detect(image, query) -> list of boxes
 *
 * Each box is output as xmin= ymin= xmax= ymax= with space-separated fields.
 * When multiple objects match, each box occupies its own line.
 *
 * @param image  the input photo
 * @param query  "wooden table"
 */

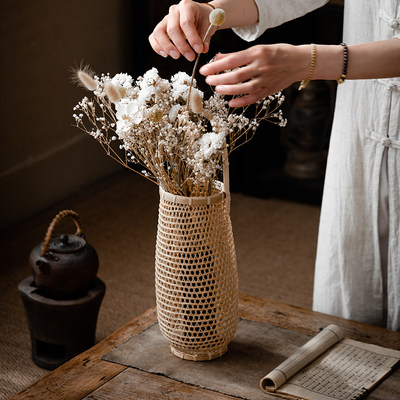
xmin=11 ymin=294 xmax=400 ymax=399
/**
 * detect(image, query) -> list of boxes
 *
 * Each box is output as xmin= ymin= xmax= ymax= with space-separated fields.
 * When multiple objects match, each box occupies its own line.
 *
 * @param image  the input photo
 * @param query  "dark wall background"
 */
xmin=0 ymin=0 xmax=134 ymax=231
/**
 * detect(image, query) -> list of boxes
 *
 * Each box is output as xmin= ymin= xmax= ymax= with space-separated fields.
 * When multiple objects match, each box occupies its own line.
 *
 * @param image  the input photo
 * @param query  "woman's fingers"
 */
xmin=199 ymin=49 xmax=253 ymax=75
xmin=229 ymin=92 xmax=265 ymax=108
xmin=167 ymin=16 xmax=197 ymax=60
xmin=179 ymin=3 xmax=205 ymax=55
xmin=149 ymin=4 xmax=192 ymax=60
xmin=149 ymin=1 xmax=214 ymax=61
xmin=148 ymin=34 xmax=168 ymax=58
xmin=198 ymin=44 xmax=300 ymax=106
xmin=149 ymin=16 xmax=181 ymax=59
xmin=199 ymin=53 xmax=266 ymax=106
xmin=205 ymin=65 xmax=254 ymax=86
xmin=214 ymin=79 xmax=259 ymax=96
xmin=211 ymin=75 xmax=268 ymax=107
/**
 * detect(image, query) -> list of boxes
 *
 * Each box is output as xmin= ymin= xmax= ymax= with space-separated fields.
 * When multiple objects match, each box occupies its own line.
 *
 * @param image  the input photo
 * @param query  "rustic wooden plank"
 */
xmin=239 ymin=294 xmax=400 ymax=350
xmin=82 ymin=367 xmax=399 ymax=400
xmin=366 ymin=369 xmax=400 ymax=400
xmin=10 ymin=307 xmax=158 ymax=400
xmin=82 ymin=368 xmax=245 ymax=400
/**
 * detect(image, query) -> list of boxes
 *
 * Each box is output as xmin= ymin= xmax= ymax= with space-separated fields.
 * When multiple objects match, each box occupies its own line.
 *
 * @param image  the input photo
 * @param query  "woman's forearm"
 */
xmin=208 ymin=0 xmax=259 ymax=29
xmin=346 ymin=38 xmax=400 ymax=79
xmin=310 ymin=38 xmax=400 ymax=81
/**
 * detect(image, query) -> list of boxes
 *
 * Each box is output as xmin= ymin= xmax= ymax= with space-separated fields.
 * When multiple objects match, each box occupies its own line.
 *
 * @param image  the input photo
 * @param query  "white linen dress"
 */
xmin=234 ymin=0 xmax=400 ymax=331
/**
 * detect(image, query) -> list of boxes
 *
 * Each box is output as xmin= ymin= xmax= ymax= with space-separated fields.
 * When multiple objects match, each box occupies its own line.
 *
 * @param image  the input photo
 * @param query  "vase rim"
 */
xmin=159 ymin=184 xmax=226 ymax=206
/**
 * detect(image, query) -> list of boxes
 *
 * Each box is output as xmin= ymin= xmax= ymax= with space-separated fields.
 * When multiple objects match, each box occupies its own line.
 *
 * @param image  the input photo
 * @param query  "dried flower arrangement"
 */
xmin=72 ymin=9 xmax=287 ymax=197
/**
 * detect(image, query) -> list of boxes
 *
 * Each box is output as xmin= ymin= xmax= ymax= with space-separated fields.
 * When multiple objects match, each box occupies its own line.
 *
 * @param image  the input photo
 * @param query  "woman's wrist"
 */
xmin=313 ymin=44 xmax=344 ymax=81
xmin=286 ymin=44 xmax=317 ymax=83
xmin=297 ymin=44 xmax=344 ymax=82
xmin=205 ymin=0 xmax=259 ymax=29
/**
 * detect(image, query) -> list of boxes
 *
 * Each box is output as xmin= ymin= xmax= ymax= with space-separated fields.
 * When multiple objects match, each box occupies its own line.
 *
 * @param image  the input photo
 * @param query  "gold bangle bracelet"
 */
xmin=299 ymin=44 xmax=317 ymax=91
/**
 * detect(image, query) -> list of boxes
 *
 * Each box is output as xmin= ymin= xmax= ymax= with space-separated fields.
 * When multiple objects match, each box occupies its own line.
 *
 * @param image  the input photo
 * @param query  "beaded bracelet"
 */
xmin=299 ymin=43 xmax=316 ymax=91
xmin=337 ymin=43 xmax=348 ymax=84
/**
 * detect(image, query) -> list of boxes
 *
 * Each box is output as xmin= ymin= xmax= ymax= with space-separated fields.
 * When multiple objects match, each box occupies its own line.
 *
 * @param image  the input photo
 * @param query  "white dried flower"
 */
xmin=112 ymin=73 xmax=133 ymax=89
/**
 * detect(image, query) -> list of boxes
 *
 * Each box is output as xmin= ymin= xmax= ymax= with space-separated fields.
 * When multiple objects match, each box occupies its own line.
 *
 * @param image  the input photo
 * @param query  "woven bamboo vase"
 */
xmin=155 ymin=164 xmax=239 ymax=361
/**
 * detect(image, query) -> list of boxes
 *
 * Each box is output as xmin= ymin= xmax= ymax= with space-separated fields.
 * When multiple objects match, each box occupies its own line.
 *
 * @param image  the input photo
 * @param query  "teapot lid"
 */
xmin=48 ymin=234 xmax=86 ymax=253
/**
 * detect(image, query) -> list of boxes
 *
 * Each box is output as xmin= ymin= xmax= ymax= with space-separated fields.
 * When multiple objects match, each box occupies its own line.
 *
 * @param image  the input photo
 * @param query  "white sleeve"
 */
xmin=232 ymin=0 xmax=330 ymax=42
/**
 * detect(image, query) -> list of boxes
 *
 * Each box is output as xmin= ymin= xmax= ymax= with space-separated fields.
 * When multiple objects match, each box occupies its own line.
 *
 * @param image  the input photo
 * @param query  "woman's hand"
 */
xmin=200 ymin=44 xmax=310 ymax=107
xmin=149 ymin=0 xmax=216 ymax=61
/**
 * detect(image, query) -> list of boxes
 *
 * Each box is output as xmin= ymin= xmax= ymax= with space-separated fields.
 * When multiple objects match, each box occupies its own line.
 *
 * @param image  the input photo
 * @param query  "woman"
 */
xmin=149 ymin=0 xmax=400 ymax=330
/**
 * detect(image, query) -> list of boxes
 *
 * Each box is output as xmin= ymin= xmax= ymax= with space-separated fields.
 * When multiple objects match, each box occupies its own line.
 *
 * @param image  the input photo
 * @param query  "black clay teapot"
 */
xmin=29 ymin=210 xmax=99 ymax=299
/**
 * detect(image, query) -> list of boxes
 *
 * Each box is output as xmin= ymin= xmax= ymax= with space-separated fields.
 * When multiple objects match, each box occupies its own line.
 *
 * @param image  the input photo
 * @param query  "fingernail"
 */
xmin=160 ymin=51 xmax=167 ymax=58
xmin=229 ymin=100 xmax=238 ymax=108
xmin=170 ymin=50 xmax=179 ymax=59
xmin=185 ymin=52 xmax=195 ymax=61
xmin=199 ymin=66 xmax=208 ymax=75
xmin=194 ymin=44 xmax=202 ymax=53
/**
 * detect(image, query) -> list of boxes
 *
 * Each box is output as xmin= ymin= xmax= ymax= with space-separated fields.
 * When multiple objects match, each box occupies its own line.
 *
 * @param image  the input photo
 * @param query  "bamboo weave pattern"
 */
xmin=155 ymin=184 xmax=239 ymax=361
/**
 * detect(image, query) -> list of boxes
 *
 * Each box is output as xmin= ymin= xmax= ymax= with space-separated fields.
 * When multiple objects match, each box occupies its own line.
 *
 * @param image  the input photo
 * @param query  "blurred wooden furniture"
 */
xmin=11 ymin=294 xmax=400 ymax=400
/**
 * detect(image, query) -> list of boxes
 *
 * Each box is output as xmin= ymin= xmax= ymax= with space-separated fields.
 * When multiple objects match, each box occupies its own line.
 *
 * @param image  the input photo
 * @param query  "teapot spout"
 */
xmin=35 ymin=259 xmax=50 ymax=274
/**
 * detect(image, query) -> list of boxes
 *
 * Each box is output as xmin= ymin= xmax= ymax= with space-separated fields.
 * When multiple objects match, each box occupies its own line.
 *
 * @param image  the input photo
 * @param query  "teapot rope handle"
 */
xmin=41 ymin=210 xmax=84 ymax=256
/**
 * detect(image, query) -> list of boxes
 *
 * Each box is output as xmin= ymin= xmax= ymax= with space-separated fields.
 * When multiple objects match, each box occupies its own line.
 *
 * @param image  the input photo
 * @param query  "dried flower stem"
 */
xmin=187 ymin=23 xmax=214 ymax=109
xmin=187 ymin=9 xmax=225 ymax=110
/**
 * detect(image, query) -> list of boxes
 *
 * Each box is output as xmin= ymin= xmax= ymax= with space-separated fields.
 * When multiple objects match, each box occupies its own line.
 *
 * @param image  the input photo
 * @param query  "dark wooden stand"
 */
xmin=18 ymin=276 xmax=105 ymax=370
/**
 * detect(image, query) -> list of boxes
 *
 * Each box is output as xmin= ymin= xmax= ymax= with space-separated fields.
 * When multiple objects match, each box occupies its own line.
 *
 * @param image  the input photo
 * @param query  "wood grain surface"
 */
xmin=11 ymin=294 xmax=400 ymax=399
